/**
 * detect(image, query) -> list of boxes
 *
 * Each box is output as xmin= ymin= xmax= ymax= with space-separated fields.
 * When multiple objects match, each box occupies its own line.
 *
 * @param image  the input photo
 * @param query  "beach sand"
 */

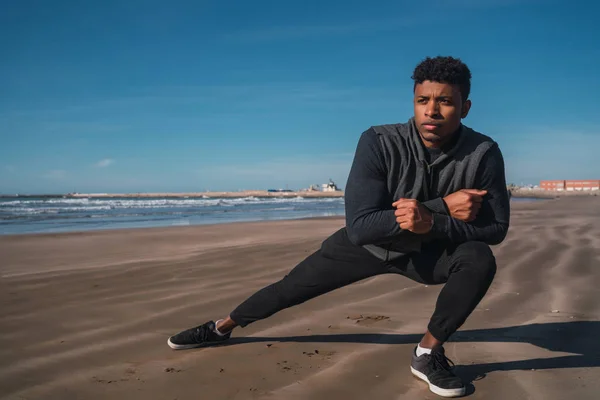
xmin=1 ymin=197 xmax=599 ymax=399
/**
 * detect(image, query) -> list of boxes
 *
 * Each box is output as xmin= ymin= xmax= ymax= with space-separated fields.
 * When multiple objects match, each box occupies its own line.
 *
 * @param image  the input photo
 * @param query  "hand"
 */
xmin=443 ymin=189 xmax=487 ymax=222
xmin=392 ymin=198 xmax=433 ymax=234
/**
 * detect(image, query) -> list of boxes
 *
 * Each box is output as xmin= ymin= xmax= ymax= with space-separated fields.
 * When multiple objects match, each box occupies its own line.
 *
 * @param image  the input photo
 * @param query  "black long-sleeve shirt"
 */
xmin=344 ymin=128 xmax=510 ymax=247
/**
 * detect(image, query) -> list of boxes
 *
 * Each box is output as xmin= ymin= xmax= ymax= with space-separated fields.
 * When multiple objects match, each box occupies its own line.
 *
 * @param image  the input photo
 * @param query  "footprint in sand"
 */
xmin=277 ymin=360 xmax=298 ymax=373
xmin=303 ymin=349 xmax=337 ymax=359
xmin=346 ymin=314 xmax=390 ymax=325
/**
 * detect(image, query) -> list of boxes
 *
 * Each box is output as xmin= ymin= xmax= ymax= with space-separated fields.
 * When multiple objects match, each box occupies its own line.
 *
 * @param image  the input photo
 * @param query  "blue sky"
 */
xmin=1 ymin=0 xmax=599 ymax=194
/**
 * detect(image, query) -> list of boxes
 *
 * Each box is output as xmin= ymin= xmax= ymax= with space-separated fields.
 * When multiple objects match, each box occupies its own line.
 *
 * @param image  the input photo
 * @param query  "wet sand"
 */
xmin=1 ymin=197 xmax=599 ymax=399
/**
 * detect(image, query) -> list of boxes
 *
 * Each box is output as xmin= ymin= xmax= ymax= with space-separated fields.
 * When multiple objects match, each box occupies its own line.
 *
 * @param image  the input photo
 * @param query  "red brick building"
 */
xmin=540 ymin=180 xmax=600 ymax=191
xmin=540 ymin=180 xmax=566 ymax=190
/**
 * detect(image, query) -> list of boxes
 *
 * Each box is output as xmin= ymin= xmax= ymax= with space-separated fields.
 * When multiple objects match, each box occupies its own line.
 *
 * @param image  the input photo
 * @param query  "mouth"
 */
xmin=421 ymin=122 xmax=442 ymax=132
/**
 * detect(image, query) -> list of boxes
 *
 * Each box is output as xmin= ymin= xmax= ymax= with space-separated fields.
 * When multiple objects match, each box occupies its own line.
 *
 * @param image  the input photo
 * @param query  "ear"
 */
xmin=461 ymin=99 xmax=472 ymax=119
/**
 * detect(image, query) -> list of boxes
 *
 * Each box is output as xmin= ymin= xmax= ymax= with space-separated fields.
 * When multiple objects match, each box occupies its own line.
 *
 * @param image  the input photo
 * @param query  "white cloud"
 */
xmin=95 ymin=158 xmax=115 ymax=168
xmin=43 ymin=170 xmax=67 ymax=179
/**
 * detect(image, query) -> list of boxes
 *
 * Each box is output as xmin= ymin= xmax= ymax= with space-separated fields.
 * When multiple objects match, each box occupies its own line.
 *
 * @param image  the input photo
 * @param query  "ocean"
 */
xmin=0 ymin=195 xmax=543 ymax=235
xmin=0 ymin=196 xmax=346 ymax=235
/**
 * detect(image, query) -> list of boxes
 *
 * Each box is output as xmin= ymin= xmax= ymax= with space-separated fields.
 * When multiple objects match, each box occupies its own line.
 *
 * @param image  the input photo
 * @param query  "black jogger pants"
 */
xmin=229 ymin=227 xmax=496 ymax=342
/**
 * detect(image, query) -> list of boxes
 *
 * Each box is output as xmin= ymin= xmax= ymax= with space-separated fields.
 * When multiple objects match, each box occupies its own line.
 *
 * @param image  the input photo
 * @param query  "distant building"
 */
xmin=305 ymin=179 xmax=342 ymax=192
xmin=321 ymin=179 xmax=341 ymax=192
xmin=540 ymin=180 xmax=600 ymax=191
xmin=540 ymin=180 xmax=567 ymax=191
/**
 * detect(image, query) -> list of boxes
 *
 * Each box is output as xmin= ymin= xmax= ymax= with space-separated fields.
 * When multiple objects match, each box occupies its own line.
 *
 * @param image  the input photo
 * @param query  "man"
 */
xmin=167 ymin=56 xmax=510 ymax=398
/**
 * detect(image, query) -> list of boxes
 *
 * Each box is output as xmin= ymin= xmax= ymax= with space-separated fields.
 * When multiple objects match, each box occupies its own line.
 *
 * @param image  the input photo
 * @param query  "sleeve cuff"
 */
xmin=422 ymin=197 xmax=449 ymax=215
xmin=430 ymin=213 xmax=450 ymax=237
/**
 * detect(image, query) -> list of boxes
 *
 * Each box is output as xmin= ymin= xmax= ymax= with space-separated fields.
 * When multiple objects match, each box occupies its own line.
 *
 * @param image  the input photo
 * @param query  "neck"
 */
xmin=420 ymin=126 xmax=462 ymax=150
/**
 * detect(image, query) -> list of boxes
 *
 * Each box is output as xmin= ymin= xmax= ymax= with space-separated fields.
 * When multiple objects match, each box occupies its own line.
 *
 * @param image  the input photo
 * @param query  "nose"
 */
xmin=425 ymin=100 xmax=440 ymax=118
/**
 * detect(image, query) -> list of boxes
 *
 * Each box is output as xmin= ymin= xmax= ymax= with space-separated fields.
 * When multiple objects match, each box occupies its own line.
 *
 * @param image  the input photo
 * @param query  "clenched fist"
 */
xmin=443 ymin=189 xmax=487 ymax=222
xmin=392 ymin=199 xmax=433 ymax=234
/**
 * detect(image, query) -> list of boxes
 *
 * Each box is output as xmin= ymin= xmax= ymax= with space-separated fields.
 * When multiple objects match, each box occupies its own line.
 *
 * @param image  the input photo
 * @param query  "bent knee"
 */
xmin=454 ymin=241 xmax=497 ymax=276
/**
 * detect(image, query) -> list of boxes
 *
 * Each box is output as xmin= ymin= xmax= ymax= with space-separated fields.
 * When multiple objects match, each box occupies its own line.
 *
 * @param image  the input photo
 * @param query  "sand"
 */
xmin=1 ymin=198 xmax=599 ymax=399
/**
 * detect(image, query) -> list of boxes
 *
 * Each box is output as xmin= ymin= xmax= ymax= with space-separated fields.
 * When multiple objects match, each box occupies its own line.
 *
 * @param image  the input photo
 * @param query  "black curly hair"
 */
xmin=411 ymin=56 xmax=472 ymax=103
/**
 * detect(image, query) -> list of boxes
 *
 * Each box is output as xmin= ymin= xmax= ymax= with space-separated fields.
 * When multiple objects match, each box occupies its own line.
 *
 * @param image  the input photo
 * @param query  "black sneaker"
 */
xmin=167 ymin=321 xmax=231 ymax=350
xmin=410 ymin=346 xmax=466 ymax=397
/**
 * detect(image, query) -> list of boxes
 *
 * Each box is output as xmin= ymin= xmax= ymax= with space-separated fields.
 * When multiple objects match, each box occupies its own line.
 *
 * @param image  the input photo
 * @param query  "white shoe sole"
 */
xmin=410 ymin=367 xmax=466 ymax=398
xmin=167 ymin=337 xmax=230 ymax=350
xmin=167 ymin=338 xmax=205 ymax=350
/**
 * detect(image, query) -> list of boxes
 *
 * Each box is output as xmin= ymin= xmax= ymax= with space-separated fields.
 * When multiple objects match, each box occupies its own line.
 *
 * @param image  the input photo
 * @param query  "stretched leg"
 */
xmin=168 ymin=227 xmax=388 ymax=349
xmin=227 ymin=227 xmax=388 ymax=329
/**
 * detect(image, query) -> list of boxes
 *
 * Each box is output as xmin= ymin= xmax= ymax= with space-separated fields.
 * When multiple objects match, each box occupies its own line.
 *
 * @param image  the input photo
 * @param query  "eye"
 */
xmin=439 ymin=99 xmax=451 ymax=104
xmin=417 ymin=98 xmax=428 ymax=104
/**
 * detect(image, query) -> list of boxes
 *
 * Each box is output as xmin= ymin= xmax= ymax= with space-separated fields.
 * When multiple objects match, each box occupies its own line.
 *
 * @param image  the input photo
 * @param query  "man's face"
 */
xmin=413 ymin=80 xmax=471 ymax=148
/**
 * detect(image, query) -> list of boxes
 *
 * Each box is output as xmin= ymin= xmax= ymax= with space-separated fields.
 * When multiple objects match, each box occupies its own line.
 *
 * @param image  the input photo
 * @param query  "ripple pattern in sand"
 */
xmin=1 ymin=198 xmax=599 ymax=399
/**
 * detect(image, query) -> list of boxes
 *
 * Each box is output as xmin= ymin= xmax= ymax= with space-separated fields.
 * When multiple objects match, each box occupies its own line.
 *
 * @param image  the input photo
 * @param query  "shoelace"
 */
xmin=431 ymin=350 xmax=455 ymax=372
xmin=193 ymin=323 xmax=214 ymax=343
